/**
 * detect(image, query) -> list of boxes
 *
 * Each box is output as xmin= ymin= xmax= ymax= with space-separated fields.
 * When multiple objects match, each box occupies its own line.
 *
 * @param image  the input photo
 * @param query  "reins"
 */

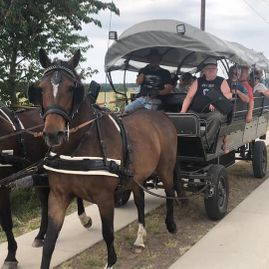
xmin=132 ymin=177 xmax=209 ymax=202
xmin=0 ymin=113 xmax=100 ymax=142
xmin=0 ymin=110 xmax=44 ymax=140
xmin=69 ymin=117 xmax=99 ymax=134
xmin=0 ymin=156 xmax=47 ymax=187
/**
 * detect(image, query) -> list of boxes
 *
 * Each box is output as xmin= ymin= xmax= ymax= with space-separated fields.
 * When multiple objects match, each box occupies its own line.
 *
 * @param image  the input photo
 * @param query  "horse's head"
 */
xmin=28 ymin=49 xmax=85 ymax=147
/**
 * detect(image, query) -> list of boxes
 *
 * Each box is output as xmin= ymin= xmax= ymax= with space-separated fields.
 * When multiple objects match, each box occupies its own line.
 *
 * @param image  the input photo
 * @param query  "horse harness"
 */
xmin=0 ymin=103 xmax=30 ymax=169
xmin=43 ymin=104 xmax=133 ymax=183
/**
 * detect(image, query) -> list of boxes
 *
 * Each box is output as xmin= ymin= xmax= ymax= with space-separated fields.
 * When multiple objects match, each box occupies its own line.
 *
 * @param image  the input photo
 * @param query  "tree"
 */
xmin=0 ymin=0 xmax=119 ymax=104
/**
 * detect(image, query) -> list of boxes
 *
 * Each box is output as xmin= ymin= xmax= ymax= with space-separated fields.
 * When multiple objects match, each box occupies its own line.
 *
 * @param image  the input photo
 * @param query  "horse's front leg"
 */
xmin=1 ymin=217 xmax=18 ymax=269
xmin=0 ymin=187 xmax=18 ymax=269
xmin=76 ymin=197 xmax=92 ymax=229
xmin=132 ymin=184 xmax=147 ymax=250
xmin=97 ymin=194 xmax=117 ymax=269
xmin=32 ymin=187 xmax=50 ymax=248
xmin=41 ymin=190 xmax=72 ymax=269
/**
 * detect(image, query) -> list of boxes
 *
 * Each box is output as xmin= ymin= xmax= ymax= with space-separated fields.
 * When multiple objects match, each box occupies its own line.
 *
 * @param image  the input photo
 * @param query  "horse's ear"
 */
xmin=39 ymin=49 xmax=51 ymax=68
xmin=28 ymin=84 xmax=42 ymax=105
xmin=68 ymin=50 xmax=81 ymax=69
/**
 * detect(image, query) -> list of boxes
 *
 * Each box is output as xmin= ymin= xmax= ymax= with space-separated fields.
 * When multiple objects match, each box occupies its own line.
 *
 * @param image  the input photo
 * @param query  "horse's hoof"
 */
xmin=83 ymin=218 xmax=92 ymax=229
xmin=167 ymin=222 xmax=177 ymax=234
xmin=79 ymin=213 xmax=92 ymax=230
xmin=104 ymin=264 xmax=113 ymax=269
xmin=2 ymin=261 xmax=18 ymax=269
xmin=32 ymin=238 xmax=44 ymax=248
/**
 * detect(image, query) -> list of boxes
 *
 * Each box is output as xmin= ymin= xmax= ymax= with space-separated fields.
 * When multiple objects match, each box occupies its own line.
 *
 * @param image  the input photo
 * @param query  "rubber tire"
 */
xmin=114 ymin=189 xmax=131 ymax=207
xmin=204 ymin=165 xmax=229 ymax=221
xmin=252 ymin=140 xmax=267 ymax=178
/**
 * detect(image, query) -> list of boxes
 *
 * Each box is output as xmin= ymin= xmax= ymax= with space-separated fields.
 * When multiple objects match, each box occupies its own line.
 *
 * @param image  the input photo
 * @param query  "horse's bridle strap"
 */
xmin=43 ymin=105 xmax=71 ymax=122
xmin=43 ymin=65 xmax=76 ymax=80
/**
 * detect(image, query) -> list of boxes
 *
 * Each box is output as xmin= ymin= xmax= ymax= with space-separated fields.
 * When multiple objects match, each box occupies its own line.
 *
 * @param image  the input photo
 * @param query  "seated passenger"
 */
xmin=180 ymin=57 xmax=232 ymax=152
xmin=227 ymin=65 xmax=249 ymax=103
xmin=124 ymin=49 xmax=173 ymax=112
xmin=251 ymin=69 xmax=269 ymax=96
xmin=171 ymin=73 xmax=179 ymax=90
xmin=176 ymin=72 xmax=195 ymax=93
xmin=239 ymin=66 xmax=254 ymax=123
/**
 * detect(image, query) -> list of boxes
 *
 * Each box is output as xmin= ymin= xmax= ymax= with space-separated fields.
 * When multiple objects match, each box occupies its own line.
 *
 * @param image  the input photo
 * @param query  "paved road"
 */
xmin=169 ymin=135 xmax=269 ymax=269
xmin=1 ymin=137 xmax=268 ymax=268
xmin=0 ymin=190 xmax=164 ymax=268
xmin=169 ymin=178 xmax=269 ymax=269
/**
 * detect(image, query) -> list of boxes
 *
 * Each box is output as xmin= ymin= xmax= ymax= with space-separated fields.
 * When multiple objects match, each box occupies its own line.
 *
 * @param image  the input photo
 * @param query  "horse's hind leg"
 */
xmin=174 ymin=161 xmax=188 ymax=206
xmin=164 ymin=184 xmax=177 ymax=234
xmin=132 ymin=184 xmax=147 ymax=250
xmin=32 ymin=187 xmax=50 ymax=248
xmin=97 ymin=195 xmax=117 ymax=269
xmin=159 ymin=169 xmax=177 ymax=234
xmin=77 ymin=197 xmax=92 ymax=229
xmin=41 ymin=191 xmax=72 ymax=269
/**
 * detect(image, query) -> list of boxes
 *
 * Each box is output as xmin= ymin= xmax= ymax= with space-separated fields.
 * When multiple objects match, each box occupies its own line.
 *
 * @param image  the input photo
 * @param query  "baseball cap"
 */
xmin=203 ymin=57 xmax=217 ymax=67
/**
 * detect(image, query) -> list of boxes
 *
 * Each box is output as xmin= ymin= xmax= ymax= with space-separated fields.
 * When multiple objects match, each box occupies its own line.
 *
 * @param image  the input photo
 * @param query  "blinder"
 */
xmin=28 ymin=84 xmax=42 ymax=106
xmin=71 ymin=82 xmax=85 ymax=116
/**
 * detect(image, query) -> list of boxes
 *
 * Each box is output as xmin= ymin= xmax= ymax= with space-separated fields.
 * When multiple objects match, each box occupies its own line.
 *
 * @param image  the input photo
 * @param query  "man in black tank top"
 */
xmin=180 ymin=58 xmax=232 ymax=152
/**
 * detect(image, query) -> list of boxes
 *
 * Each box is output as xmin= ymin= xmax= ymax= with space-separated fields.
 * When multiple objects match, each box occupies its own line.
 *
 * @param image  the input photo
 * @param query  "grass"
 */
xmin=0 ymin=189 xmax=85 ymax=242
xmin=0 ymin=189 xmax=40 ymax=242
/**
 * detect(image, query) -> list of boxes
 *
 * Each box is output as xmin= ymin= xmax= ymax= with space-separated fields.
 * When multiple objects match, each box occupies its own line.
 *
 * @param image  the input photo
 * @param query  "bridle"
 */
xmin=40 ymin=64 xmax=84 ymax=123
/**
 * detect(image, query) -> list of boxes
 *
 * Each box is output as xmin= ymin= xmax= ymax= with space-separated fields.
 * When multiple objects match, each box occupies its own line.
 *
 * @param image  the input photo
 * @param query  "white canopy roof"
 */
xmin=104 ymin=19 xmax=269 ymax=72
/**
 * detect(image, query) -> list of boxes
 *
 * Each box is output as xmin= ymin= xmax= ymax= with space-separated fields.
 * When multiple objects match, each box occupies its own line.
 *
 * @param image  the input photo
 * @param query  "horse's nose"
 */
xmin=43 ymin=131 xmax=66 ymax=147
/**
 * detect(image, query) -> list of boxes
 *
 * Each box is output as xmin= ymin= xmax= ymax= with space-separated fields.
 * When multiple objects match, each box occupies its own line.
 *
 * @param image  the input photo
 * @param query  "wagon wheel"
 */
xmin=252 ymin=140 xmax=267 ymax=178
xmin=114 ymin=189 xmax=131 ymax=207
xmin=204 ymin=165 xmax=229 ymax=220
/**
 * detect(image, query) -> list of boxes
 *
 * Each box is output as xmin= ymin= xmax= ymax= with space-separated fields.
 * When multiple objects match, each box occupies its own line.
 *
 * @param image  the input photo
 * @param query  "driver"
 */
xmin=180 ymin=58 xmax=232 ymax=152
xmin=125 ymin=49 xmax=173 ymax=112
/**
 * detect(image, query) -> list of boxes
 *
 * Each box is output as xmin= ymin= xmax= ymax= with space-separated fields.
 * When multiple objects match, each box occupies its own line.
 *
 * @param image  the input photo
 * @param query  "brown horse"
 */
xmin=0 ymin=105 xmax=91 ymax=269
xmin=28 ymin=49 xmax=178 ymax=269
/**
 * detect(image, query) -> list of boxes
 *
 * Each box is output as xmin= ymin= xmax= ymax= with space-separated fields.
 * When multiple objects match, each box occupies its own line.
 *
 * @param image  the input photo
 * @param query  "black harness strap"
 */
xmin=0 ymin=105 xmax=29 ymax=169
xmin=44 ymin=107 xmax=133 ymax=180
xmin=95 ymin=113 xmax=108 ymax=167
xmin=45 ymin=157 xmax=122 ymax=175
xmin=110 ymin=113 xmax=132 ymax=178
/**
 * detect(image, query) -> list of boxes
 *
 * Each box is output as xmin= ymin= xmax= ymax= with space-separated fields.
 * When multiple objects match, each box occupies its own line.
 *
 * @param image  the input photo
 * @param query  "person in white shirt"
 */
xmin=252 ymin=70 xmax=269 ymax=96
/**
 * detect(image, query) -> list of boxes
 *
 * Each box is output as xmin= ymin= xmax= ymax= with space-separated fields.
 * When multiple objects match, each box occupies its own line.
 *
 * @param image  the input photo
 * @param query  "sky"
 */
xmin=80 ymin=0 xmax=269 ymax=83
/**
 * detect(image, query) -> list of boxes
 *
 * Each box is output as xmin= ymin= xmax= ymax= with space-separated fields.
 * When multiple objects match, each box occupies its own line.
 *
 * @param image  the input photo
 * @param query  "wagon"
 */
xmin=105 ymin=19 xmax=269 ymax=220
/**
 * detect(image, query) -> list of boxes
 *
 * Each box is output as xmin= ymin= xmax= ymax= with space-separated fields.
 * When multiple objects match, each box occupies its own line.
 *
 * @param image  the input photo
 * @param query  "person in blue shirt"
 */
xmin=227 ymin=65 xmax=249 ymax=103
